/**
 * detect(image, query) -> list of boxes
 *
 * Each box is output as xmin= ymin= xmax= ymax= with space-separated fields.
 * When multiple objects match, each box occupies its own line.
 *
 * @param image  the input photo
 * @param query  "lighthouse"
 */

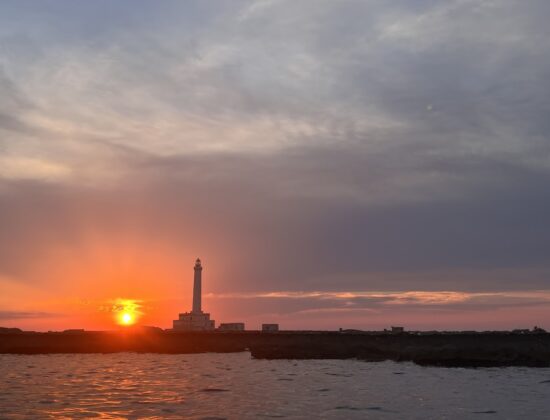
xmin=172 ymin=258 xmax=215 ymax=331
xmin=192 ymin=258 xmax=202 ymax=313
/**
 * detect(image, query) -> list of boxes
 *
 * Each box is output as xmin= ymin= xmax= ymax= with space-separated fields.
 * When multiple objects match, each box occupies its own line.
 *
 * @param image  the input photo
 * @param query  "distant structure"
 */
xmin=0 ymin=327 xmax=22 ymax=334
xmin=218 ymin=323 xmax=245 ymax=331
xmin=390 ymin=326 xmax=404 ymax=334
xmin=512 ymin=329 xmax=530 ymax=334
xmin=262 ymin=323 xmax=279 ymax=332
xmin=173 ymin=258 xmax=215 ymax=331
xmin=62 ymin=329 xmax=85 ymax=334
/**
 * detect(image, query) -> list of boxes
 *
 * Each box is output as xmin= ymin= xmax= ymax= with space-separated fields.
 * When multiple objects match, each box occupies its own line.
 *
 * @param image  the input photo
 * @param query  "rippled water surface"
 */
xmin=1 ymin=353 xmax=549 ymax=419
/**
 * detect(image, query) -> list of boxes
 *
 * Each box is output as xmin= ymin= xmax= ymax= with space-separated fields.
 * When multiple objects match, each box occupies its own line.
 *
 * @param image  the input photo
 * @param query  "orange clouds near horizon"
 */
xmin=3 ymin=280 xmax=550 ymax=332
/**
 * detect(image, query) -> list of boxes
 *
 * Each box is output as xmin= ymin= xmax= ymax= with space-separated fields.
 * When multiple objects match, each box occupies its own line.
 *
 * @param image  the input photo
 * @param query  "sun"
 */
xmin=112 ymin=298 xmax=142 ymax=326
xmin=120 ymin=312 xmax=134 ymax=325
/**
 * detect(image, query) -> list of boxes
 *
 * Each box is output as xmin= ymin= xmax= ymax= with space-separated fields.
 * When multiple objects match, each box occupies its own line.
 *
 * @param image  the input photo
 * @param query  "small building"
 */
xmin=262 ymin=323 xmax=279 ymax=332
xmin=218 ymin=323 xmax=245 ymax=331
xmin=512 ymin=329 xmax=530 ymax=334
xmin=173 ymin=312 xmax=215 ymax=331
xmin=391 ymin=326 xmax=404 ymax=334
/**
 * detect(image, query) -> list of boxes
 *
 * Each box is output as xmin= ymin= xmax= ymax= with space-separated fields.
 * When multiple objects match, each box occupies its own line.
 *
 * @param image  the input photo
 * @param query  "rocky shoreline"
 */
xmin=1 ymin=330 xmax=549 ymax=367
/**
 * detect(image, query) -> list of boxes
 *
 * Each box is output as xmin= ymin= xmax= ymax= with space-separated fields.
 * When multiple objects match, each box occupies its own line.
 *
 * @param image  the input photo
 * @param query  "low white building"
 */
xmin=218 ymin=322 xmax=245 ymax=331
xmin=262 ymin=324 xmax=279 ymax=332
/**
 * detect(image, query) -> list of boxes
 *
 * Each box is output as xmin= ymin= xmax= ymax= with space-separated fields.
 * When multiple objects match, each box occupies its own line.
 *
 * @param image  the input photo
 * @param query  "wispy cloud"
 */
xmin=0 ymin=310 xmax=64 ymax=320
xmin=98 ymin=298 xmax=144 ymax=315
xmin=205 ymin=290 xmax=550 ymax=308
xmin=208 ymin=289 xmax=550 ymax=298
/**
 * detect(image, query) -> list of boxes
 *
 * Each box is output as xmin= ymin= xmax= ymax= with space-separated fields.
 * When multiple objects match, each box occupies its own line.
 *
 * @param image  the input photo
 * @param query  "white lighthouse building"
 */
xmin=172 ymin=258 xmax=215 ymax=331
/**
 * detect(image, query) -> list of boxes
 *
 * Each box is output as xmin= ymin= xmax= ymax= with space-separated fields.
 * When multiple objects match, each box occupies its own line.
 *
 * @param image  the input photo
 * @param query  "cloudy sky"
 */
xmin=1 ymin=0 xmax=550 ymax=330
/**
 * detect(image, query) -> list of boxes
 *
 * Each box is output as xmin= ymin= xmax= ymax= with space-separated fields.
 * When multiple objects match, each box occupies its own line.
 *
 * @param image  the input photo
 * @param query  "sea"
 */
xmin=0 ymin=352 xmax=549 ymax=419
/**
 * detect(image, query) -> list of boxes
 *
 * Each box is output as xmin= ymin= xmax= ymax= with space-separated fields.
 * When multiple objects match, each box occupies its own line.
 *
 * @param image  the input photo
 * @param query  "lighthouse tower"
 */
xmin=192 ymin=258 xmax=202 ymax=313
xmin=172 ymin=258 xmax=215 ymax=331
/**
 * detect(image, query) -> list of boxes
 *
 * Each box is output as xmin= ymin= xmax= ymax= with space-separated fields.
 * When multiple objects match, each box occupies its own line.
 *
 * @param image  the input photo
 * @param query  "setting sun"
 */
xmin=112 ymin=299 xmax=142 ymax=326
xmin=120 ymin=312 xmax=134 ymax=325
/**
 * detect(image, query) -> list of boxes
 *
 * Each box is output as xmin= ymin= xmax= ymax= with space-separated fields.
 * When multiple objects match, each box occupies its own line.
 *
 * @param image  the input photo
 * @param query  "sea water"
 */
xmin=0 ymin=352 xmax=549 ymax=419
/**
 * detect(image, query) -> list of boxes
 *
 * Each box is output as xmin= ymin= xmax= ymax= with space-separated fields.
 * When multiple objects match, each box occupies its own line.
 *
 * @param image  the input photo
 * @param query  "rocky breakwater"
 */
xmin=0 ymin=330 xmax=251 ymax=354
xmin=2 ymin=329 xmax=550 ymax=367
xmin=247 ymin=331 xmax=550 ymax=367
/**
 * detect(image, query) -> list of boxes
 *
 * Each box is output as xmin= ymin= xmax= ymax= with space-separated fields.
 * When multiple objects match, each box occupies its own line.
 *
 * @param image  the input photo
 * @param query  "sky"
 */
xmin=1 ymin=0 xmax=550 ymax=331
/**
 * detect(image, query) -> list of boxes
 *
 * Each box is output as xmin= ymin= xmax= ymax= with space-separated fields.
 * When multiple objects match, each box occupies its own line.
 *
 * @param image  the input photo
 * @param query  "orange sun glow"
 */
xmin=113 ymin=299 xmax=142 ymax=326
xmin=120 ymin=312 xmax=134 ymax=325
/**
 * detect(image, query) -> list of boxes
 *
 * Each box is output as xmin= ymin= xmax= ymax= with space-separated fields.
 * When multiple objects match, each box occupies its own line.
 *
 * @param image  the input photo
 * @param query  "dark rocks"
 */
xmin=0 ymin=327 xmax=22 ymax=334
xmin=1 ymin=330 xmax=549 ymax=367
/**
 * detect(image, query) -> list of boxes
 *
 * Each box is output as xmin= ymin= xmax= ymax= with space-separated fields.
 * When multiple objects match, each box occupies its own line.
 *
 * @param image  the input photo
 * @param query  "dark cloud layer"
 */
xmin=1 ymin=0 xmax=550 ymax=309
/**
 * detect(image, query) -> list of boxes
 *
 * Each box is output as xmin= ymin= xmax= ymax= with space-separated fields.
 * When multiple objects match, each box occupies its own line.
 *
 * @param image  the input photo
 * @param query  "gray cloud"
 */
xmin=0 ymin=69 xmax=36 ymax=137
xmin=1 ymin=0 xmax=550 ymax=302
